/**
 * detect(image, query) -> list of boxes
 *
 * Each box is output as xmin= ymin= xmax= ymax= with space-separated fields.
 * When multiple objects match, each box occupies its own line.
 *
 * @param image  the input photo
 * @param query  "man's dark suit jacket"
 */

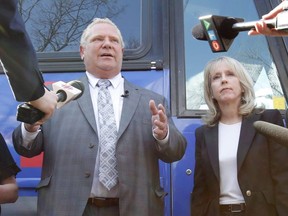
xmin=0 ymin=0 xmax=44 ymax=101
xmin=191 ymin=109 xmax=288 ymax=216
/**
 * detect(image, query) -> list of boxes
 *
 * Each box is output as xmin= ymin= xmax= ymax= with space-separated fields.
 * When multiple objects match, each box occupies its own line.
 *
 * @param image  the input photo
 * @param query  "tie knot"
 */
xmin=97 ymin=79 xmax=111 ymax=88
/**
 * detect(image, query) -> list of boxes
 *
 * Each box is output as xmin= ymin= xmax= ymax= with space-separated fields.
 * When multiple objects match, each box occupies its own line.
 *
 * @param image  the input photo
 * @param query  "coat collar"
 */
xmin=76 ymin=76 xmax=141 ymax=140
xmin=237 ymin=112 xmax=260 ymax=170
xmin=77 ymin=76 xmax=97 ymax=133
xmin=205 ymin=112 xmax=260 ymax=181
xmin=205 ymin=125 xmax=220 ymax=180
xmin=117 ymin=80 xmax=141 ymax=139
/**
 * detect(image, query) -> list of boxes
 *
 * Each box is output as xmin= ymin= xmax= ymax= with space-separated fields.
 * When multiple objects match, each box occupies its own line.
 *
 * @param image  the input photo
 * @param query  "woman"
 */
xmin=0 ymin=133 xmax=21 ymax=214
xmin=191 ymin=56 xmax=288 ymax=216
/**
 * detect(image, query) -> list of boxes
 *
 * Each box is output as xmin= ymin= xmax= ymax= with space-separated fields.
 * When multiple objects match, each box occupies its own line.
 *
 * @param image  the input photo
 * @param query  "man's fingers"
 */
xmin=149 ymin=100 xmax=158 ymax=115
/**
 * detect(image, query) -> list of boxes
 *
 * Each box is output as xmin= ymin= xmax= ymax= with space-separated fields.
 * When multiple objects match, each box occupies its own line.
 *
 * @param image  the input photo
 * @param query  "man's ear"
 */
xmin=80 ymin=46 xmax=85 ymax=60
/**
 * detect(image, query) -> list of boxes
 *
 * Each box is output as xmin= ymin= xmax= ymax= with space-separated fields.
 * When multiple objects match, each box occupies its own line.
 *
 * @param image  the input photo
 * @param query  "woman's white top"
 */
xmin=218 ymin=121 xmax=245 ymax=204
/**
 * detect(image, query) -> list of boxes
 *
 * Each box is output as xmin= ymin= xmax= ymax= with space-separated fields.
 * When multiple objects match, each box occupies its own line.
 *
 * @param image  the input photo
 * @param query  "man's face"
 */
xmin=80 ymin=23 xmax=124 ymax=78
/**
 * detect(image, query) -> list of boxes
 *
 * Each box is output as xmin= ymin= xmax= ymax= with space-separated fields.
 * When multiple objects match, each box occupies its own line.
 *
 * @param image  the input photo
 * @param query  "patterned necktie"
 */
xmin=97 ymin=79 xmax=118 ymax=190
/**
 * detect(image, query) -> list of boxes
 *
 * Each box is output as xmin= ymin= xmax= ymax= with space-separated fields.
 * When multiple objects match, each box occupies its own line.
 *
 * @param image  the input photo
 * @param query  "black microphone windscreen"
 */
xmin=192 ymin=24 xmax=207 ymax=41
xmin=254 ymin=120 xmax=288 ymax=147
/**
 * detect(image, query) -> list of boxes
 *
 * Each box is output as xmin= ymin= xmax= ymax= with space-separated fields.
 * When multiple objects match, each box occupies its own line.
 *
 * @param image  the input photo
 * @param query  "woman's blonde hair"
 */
xmin=203 ymin=56 xmax=255 ymax=126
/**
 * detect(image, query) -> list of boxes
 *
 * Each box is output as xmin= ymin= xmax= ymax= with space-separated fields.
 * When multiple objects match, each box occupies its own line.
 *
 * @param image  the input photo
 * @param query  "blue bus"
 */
xmin=1 ymin=0 xmax=288 ymax=215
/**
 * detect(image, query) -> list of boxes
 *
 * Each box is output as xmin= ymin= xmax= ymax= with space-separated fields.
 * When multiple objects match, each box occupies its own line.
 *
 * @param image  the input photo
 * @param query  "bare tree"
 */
xmin=236 ymin=40 xmax=283 ymax=97
xmin=18 ymin=0 xmax=41 ymax=23
xmin=18 ymin=0 xmax=126 ymax=52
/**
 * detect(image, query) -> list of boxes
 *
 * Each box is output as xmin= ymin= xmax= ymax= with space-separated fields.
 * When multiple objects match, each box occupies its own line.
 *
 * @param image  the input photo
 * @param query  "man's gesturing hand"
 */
xmin=149 ymin=100 xmax=168 ymax=140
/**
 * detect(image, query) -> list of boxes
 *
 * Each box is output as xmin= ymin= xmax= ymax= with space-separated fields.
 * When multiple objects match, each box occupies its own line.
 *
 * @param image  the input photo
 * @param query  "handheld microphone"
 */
xmin=253 ymin=120 xmax=288 ymax=147
xmin=232 ymin=10 xmax=288 ymax=32
xmin=194 ymin=15 xmax=243 ymax=52
xmin=192 ymin=11 xmax=288 ymax=52
xmin=16 ymin=80 xmax=85 ymax=124
xmin=51 ymin=80 xmax=84 ymax=108
xmin=121 ymin=90 xmax=129 ymax=98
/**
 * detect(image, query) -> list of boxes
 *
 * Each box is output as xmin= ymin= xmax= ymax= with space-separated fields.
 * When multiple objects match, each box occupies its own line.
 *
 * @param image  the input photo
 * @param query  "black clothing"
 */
xmin=0 ymin=0 xmax=45 ymax=101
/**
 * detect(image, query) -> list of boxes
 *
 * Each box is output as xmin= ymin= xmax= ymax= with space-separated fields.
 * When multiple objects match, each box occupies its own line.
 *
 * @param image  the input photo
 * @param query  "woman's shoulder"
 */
xmin=256 ymin=109 xmax=281 ymax=117
xmin=195 ymin=123 xmax=215 ymax=134
xmin=254 ymin=108 xmax=283 ymax=124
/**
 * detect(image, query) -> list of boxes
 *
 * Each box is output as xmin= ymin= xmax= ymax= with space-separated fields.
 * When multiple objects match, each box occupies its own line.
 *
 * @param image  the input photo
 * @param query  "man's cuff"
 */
xmin=154 ymin=128 xmax=169 ymax=149
xmin=21 ymin=123 xmax=40 ymax=149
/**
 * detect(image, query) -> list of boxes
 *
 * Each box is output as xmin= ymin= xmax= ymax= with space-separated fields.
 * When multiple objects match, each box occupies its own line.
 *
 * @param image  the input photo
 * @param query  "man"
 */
xmin=0 ymin=0 xmax=57 ymax=123
xmin=248 ymin=0 xmax=288 ymax=37
xmin=13 ymin=18 xmax=187 ymax=216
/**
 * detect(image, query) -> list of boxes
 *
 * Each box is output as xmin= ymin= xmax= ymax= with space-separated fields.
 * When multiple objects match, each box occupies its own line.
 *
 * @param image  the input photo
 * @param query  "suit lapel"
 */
xmin=117 ymin=80 xmax=140 ymax=139
xmin=76 ymin=76 xmax=98 ymax=134
xmin=205 ymin=112 xmax=260 ymax=179
xmin=205 ymin=125 xmax=220 ymax=181
xmin=75 ymin=77 xmax=141 ymax=138
xmin=237 ymin=112 xmax=260 ymax=171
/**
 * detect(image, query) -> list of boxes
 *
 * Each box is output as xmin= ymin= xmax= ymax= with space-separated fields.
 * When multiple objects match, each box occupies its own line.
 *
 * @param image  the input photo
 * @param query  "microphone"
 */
xmin=192 ymin=16 xmax=242 ymax=41
xmin=51 ymin=80 xmax=84 ymax=108
xmin=232 ymin=20 xmax=275 ymax=32
xmin=192 ymin=24 xmax=208 ymax=41
xmin=121 ymin=90 xmax=129 ymax=98
xmin=16 ymin=80 xmax=85 ymax=124
xmin=253 ymin=120 xmax=288 ymax=147
xmin=192 ymin=15 xmax=243 ymax=52
xmin=232 ymin=10 xmax=288 ymax=32
xmin=192 ymin=11 xmax=288 ymax=52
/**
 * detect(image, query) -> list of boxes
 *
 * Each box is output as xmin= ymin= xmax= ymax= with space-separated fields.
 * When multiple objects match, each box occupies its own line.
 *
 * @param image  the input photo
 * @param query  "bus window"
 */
xmin=18 ymin=0 xmax=151 ymax=71
xmin=179 ymin=0 xmax=286 ymax=116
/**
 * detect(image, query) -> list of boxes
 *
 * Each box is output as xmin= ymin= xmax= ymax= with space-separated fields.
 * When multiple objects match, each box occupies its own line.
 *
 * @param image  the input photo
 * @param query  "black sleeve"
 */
xmin=0 ymin=133 xmax=21 ymax=181
xmin=0 ymin=0 xmax=45 ymax=102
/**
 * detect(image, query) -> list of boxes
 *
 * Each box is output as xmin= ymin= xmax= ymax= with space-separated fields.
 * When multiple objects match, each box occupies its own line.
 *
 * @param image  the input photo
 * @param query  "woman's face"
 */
xmin=210 ymin=62 xmax=242 ymax=106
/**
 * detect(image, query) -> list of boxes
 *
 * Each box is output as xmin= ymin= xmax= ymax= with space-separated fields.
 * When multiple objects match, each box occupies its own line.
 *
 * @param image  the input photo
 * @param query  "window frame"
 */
xmin=171 ymin=0 xmax=288 ymax=117
xmin=18 ymin=0 xmax=156 ymax=73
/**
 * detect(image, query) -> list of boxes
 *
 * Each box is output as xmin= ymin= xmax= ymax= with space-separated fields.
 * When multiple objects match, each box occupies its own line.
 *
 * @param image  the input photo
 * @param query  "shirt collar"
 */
xmin=86 ymin=72 xmax=122 ymax=89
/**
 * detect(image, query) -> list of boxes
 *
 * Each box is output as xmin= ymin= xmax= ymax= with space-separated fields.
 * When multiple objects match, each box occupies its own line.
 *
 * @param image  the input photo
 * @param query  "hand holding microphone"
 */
xmin=192 ymin=10 xmax=288 ymax=52
xmin=248 ymin=1 xmax=288 ymax=37
xmin=28 ymin=89 xmax=58 ymax=124
xmin=17 ymin=80 xmax=84 ymax=124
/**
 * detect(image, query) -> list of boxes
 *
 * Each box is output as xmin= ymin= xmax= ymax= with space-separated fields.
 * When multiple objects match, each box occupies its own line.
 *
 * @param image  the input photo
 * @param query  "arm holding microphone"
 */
xmin=248 ymin=0 xmax=288 ymax=36
xmin=0 ymin=0 xmax=58 ymax=122
xmin=27 ymin=90 xmax=58 ymax=125
xmin=192 ymin=6 xmax=288 ymax=52
xmin=17 ymin=80 xmax=84 ymax=125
